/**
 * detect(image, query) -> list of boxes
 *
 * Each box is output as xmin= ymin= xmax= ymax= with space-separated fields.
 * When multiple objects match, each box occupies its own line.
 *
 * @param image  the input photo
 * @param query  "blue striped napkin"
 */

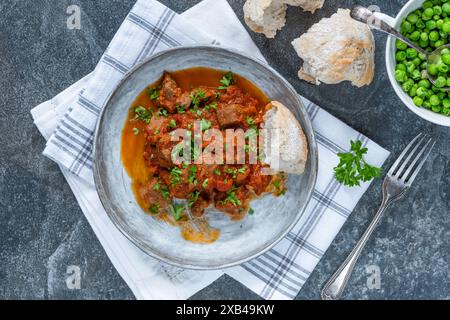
xmin=34 ymin=0 xmax=389 ymax=300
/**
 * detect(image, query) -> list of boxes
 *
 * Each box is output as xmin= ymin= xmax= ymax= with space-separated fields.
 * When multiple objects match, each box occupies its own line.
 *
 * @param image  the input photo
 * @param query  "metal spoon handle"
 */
xmin=350 ymin=5 xmax=428 ymax=56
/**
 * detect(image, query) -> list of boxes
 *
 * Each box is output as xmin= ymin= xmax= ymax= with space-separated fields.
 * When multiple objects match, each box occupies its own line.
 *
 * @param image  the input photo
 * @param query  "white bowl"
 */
xmin=384 ymin=0 xmax=450 ymax=126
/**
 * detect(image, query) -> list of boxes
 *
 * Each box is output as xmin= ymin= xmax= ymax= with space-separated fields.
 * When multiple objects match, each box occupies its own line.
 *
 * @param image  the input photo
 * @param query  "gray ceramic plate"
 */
xmin=94 ymin=46 xmax=318 ymax=270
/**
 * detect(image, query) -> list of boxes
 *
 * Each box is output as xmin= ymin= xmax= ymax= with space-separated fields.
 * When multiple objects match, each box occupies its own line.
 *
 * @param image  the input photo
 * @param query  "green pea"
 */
xmin=406 ymin=48 xmax=418 ymax=58
xmin=412 ymin=69 xmax=422 ymax=80
xmin=443 ymin=98 xmax=450 ymax=108
xmin=409 ymin=85 xmax=418 ymax=97
xmin=409 ymin=30 xmax=422 ymax=41
xmin=437 ymin=19 xmax=444 ymax=29
xmin=443 ymin=21 xmax=450 ymax=32
xmin=438 ymin=63 xmax=449 ymax=73
xmin=427 ymin=19 xmax=437 ymax=29
xmin=424 ymin=7 xmax=435 ymax=18
xmin=428 ymin=63 xmax=439 ymax=75
xmin=442 ymin=48 xmax=450 ymax=55
xmin=434 ymin=6 xmax=443 ymax=16
xmin=442 ymin=53 xmax=450 ymax=64
xmin=419 ymin=53 xmax=427 ymax=61
xmin=443 ymin=3 xmax=450 ymax=14
xmin=423 ymin=1 xmax=433 ymax=9
xmin=432 ymin=85 xmax=441 ymax=93
xmin=442 ymin=107 xmax=450 ymax=115
xmin=413 ymin=96 xmax=424 ymax=106
xmin=412 ymin=57 xmax=422 ymax=67
xmin=417 ymin=87 xmax=429 ymax=98
xmin=429 ymin=30 xmax=440 ymax=41
xmin=402 ymin=20 xmax=413 ymax=33
xmin=402 ymin=79 xmax=414 ymax=92
xmin=421 ymin=61 xmax=428 ymax=69
xmin=407 ymin=13 xmax=420 ymax=24
xmin=438 ymin=91 xmax=447 ymax=100
xmin=432 ymin=105 xmax=442 ymax=112
xmin=417 ymin=19 xmax=426 ymax=29
xmin=396 ymin=51 xmax=407 ymax=62
xmin=396 ymin=39 xmax=408 ymax=50
xmin=396 ymin=63 xmax=407 ymax=71
xmin=406 ymin=61 xmax=416 ymax=74
xmin=447 ymin=78 xmax=450 ymax=86
xmin=430 ymin=94 xmax=441 ymax=105
xmin=435 ymin=40 xmax=445 ymax=47
xmin=419 ymin=79 xmax=431 ymax=88
xmin=395 ymin=69 xmax=407 ymax=82
xmin=419 ymin=39 xmax=430 ymax=47
xmin=436 ymin=76 xmax=447 ymax=87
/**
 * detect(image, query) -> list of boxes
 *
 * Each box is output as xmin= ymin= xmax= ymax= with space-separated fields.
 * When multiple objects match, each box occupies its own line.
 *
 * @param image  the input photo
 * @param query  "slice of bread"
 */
xmin=261 ymin=101 xmax=308 ymax=174
xmin=244 ymin=0 xmax=288 ymax=39
xmin=291 ymin=8 xmax=375 ymax=87
xmin=243 ymin=0 xmax=325 ymax=38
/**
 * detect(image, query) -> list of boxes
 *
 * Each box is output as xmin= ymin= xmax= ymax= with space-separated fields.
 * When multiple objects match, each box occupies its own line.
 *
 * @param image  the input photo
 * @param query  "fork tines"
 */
xmin=388 ymin=133 xmax=436 ymax=186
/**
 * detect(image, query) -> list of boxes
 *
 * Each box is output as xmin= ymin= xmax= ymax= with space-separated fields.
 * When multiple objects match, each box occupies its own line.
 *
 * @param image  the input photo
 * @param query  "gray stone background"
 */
xmin=0 ymin=0 xmax=448 ymax=300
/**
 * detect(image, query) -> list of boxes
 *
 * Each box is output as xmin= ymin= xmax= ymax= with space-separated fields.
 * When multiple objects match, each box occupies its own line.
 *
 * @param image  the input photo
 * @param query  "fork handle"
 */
xmin=321 ymin=198 xmax=391 ymax=300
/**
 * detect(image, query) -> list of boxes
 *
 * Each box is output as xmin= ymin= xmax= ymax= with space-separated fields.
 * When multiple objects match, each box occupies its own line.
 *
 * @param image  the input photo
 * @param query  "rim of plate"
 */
xmin=93 ymin=45 xmax=318 ymax=270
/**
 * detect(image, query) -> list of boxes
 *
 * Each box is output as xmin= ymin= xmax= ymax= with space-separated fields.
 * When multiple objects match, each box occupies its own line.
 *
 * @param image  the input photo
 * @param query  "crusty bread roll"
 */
xmin=291 ymin=8 xmax=375 ymax=87
xmin=243 ymin=0 xmax=325 ymax=38
xmin=261 ymin=101 xmax=308 ymax=174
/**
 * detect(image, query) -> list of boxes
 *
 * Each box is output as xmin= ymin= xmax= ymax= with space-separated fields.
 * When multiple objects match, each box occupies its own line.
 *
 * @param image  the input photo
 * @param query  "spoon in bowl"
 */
xmin=350 ymin=5 xmax=450 ymax=91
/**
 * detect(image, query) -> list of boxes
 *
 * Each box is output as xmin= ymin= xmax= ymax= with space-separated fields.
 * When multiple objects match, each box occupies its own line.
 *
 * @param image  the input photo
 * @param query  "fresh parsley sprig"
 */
xmin=334 ymin=140 xmax=382 ymax=187
xmin=218 ymin=72 xmax=234 ymax=90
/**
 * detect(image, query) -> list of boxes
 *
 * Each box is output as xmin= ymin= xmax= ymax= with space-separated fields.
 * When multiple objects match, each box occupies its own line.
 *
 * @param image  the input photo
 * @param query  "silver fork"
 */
xmin=321 ymin=134 xmax=436 ymax=300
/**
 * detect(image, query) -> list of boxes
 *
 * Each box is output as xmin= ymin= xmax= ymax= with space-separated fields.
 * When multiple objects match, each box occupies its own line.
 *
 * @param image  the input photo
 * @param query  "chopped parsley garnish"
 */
xmin=334 ymin=140 xmax=382 ymax=187
xmin=158 ymin=108 xmax=169 ymax=117
xmin=154 ymin=130 xmax=160 ymax=135
xmin=188 ymin=165 xmax=198 ymax=185
xmin=244 ymin=128 xmax=258 ymax=139
xmin=202 ymin=179 xmax=209 ymax=188
xmin=169 ymin=167 xmax=183 ymax=185
xmin=205 ymin=101 xmax=218 ymax=110
xmin=190 ymin=90 xmax=207 ymax=108
xmin=246 ymin=116 xmax=258 ymax=131
xmin=149 ymin=204 xmax=160 ymax=214
xmin=223 ymin=187 xmax=241 ymax=207
xmin=200 ymin=119 xmax=212 ymax=131
xmin=152 ymin=182 xmax=161 ymax=191
xmin=169 ymin=119 xmax=177 ymax=129
xmin=248 ymin=208 xmax=254 ymax=215
xmin=188 ymin=191 xmax=201 ymax=208
xmin=146 ymin=88 xmax=160 ymax=101
xmin=225 ymin=167 xmax=246 ymax=179
xmin=161 ymin=185 xmax=170 ymax=199
xmin=177 ymin=105 xmax=186 ymax=114
xmin=168 ymin=204 xmax=185 ymax=221
xmin=134 ymin=106 xmax=153 ymax=123
xmin=218 ymin=72 xmax=234 ymax=90
xmin=213 ymin=169 xmax=221 ymax=176
xmin=132 ymin=128 xmax=139 ymax=135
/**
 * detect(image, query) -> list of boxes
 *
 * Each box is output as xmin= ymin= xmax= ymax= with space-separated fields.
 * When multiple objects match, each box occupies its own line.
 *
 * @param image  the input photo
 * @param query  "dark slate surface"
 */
xmin=0 ymin=0 xmax=448 ymax=300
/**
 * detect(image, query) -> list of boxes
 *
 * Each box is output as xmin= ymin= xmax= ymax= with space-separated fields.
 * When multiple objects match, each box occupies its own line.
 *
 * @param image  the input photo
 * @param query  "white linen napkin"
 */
xmin=31 ymin=0 xmax=390 ymax=300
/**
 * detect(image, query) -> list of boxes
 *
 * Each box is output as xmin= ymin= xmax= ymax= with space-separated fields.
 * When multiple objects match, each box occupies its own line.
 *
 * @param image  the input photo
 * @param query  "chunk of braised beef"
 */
xmin=216 ymin=103 xmax=244 ymax=127
xmin=155 ymin=134 xmax=177 ymax=168
xmin=157 ymin=73 xmax=182 ymax=113
xmin=138 ymin=178 xmax=171 ymax=213
xmin=247 ymin=165 xmax=273 ymax=195
xmin=191 ymin=195 xmax=210 ymax=217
